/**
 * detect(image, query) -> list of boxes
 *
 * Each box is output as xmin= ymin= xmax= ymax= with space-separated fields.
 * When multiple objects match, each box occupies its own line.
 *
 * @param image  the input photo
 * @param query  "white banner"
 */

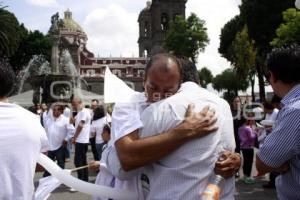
xmin=104 ymin=67 xmax=146 ymax=103
xmin=37 ymin=154 xmax=138 ymax=200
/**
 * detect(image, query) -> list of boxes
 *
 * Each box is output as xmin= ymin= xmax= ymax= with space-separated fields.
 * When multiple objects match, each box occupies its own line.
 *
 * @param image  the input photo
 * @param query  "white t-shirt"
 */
xmin=44 ymin=115 xmax=75 ymax=151
xmin=140 ymin=82 xmax=235 ymax=200
xmin=75 ymin=108 xmax=91 ymax=144
xmin=0 ymin=102 xmax=49 ymax=200
xmin=91 ymin=117 xmax=107 ymax=144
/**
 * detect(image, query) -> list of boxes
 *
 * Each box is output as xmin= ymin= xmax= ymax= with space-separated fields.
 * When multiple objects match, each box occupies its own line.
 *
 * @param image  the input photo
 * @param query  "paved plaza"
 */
xmin=34 ymin=149 xmax=277 ymax=200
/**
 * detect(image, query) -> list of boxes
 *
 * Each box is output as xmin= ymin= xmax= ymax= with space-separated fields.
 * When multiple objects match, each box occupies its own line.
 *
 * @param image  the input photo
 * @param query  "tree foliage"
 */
xmin=219 ymin=15 xmax=243 ymax=62
xmin=219 ymin=0 xmax=294 ymax=101
xmin=213 ymin=69 xmax=249 ymax=97
xmin=271 ymin=8 xmax=300 ymax=47
xmin=198 ymin=67 xmax=213 ymax=88
xmin=9 ymin=29 xmax=52 ymax=72
xmin=231 ymin=26 xmax=256 ymax=79
xmin=0 ymin=7 xmax=21 ymax=57
xmin=239 ymin=0 xmax=295 ymax=54
xmin=164 ymin=13 xmax=209 ymax=63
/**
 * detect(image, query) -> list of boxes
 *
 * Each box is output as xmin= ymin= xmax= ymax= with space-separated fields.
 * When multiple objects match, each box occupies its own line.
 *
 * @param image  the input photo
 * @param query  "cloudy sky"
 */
xmin=5 ymin=0 xmax=242 ymax=75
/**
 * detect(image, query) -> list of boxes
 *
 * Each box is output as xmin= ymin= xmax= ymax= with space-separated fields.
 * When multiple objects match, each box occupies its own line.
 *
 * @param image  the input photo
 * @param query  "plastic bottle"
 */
xmin=201 ymin=174 xmax=225 ymax=200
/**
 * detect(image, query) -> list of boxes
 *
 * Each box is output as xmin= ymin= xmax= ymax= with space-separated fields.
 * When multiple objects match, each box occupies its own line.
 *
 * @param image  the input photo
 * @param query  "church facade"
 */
xmin=58 ymin=0 xmax=187 ymax=95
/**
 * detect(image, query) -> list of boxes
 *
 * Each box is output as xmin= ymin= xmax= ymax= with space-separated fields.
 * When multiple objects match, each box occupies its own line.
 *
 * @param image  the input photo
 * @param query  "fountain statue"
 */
xmin=17 ymin=12 xmax=86 ymax=105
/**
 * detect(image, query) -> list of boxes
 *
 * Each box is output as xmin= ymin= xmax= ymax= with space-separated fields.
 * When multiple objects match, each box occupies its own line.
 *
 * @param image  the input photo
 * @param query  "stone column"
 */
xmin=51 ymin=35 xmax=60 ymax=74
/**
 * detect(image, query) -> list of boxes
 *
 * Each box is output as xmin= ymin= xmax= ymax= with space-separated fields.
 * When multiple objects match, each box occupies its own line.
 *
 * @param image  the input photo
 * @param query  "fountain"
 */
xmin=16 ymin=12 xmax=89 ymax=105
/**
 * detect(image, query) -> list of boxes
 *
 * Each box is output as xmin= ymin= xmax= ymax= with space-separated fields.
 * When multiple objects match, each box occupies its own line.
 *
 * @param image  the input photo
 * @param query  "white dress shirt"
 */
xmin=44 ymin=114 xmax=75 ymax=151
xmin=140 ymin=82 xmax=235 ymax=200
xmin=0 ymin=102 xmax=49 ymax=200
xmin=103 ymin=83 xmax=236 ymax=200
xmin=75 ymin=108 xmax=91 ymax=144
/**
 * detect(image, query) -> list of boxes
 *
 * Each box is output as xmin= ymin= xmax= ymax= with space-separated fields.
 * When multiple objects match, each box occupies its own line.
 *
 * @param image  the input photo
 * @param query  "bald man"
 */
xmin=71 ymin=97 xmax=91 ymax=184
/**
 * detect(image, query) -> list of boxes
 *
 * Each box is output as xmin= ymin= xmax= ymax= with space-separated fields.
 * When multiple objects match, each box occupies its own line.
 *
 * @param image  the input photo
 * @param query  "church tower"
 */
xmin=138 ymin=0 xmax=187 ymax=57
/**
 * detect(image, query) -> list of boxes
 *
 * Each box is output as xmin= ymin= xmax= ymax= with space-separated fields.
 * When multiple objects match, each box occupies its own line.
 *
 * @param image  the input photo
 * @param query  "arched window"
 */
xmin=161 ymin=13 xmax=169 ymax=31
xmin=144 ymin=21 xmax=149 ymax=37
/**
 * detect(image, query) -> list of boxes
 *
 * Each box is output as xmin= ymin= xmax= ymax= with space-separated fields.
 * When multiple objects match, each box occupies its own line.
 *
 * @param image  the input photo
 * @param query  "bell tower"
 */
xmin=138 ymin=0 xmax=187 ymax=57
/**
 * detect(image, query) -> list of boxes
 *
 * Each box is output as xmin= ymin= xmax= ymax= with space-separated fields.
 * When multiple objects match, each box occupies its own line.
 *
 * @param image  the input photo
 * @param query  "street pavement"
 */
xmin=34 ymin=149 xmax=277 ymax=200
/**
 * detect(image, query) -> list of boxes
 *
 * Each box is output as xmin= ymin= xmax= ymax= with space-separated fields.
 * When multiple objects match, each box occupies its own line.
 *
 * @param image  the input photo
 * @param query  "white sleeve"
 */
xmin=141 ymin=102 xmax=181 ymax=138
xmin=78 ymin=109 xmax=89 ymax=123
xmin=220 ymin=99 xmax=236 ymax=151
xmin=111 ymin=103 xmax=143 ymax=143
xmin=103 ymin=145 xmax=141 ymax=180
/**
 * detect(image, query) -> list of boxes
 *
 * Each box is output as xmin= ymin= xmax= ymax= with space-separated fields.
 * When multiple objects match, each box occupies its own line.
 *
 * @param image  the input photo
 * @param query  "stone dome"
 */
xmin=62 ymin=9 xmax=84 ymax=33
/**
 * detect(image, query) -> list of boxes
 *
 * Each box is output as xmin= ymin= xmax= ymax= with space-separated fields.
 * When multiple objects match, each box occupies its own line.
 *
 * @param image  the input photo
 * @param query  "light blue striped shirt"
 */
xmin=258 ymin=84 xmax=300 ymax=200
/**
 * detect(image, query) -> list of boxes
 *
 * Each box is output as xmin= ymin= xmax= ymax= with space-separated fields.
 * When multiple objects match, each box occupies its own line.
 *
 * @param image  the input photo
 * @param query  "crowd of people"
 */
xmin=231 ymin=95 xmax=280 ymax=186
xmin=0 ymin=44 xmax=299 ymax=200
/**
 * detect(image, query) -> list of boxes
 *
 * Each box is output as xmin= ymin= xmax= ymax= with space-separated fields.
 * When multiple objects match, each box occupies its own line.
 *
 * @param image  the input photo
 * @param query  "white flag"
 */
xmin=34 ymin=170 xmax=71 ymax=200
xmin=104 ymin=67 xmax=146 ymax=103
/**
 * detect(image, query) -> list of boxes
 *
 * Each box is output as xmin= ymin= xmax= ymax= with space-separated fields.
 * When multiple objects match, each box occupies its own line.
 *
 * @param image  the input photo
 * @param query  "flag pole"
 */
xmin=70 ymin=164 xmax=90 ymax=172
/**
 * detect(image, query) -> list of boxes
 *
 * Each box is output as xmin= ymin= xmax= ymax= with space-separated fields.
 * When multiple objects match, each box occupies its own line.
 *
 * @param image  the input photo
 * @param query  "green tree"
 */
xmin=213 ymin=69 xmax=249 ymax=102
xmin=231 ymin=25 xmax=257 ymax=101
xmin=0 ymin=7 xmax=21 ymax=57
xmin=219 ymin=15 xmax=243 ymax=62
xmin=239 ymin=0 xmax=295 ymax=101
xmin=9 ymin=29 xmax=52 ymax=72
xmin=198 ymin=67 xmax=213 ymax=88
xmin=271 ymin=8 xmax=300 ymax=47
xmin=164 ymin=13 xmax=209 ymax=63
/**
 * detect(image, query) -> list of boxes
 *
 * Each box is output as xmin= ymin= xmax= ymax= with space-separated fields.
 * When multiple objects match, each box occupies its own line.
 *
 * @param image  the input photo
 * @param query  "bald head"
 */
xmin=145 ymin=53 xmax=181 ymax=80
xmin=71 ymin=97 xmax=83 ymax=110
xmin=144 ymin=54 xmax=182 ymax=102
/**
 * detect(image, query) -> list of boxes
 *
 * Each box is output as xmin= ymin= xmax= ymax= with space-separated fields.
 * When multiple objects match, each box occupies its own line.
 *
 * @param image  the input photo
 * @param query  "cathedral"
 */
xmin=58 ymin=1 xmax=187 ymax=95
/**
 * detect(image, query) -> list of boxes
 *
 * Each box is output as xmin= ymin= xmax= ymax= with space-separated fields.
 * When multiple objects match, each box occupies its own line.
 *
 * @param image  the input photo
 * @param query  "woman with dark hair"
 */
xmin=231 ymin=96 xmax=243 ymax=153
xmin=91 ymin=105 xmax=107 ymax=160
xmin=238 ymin=115 xmax=257 ymax=184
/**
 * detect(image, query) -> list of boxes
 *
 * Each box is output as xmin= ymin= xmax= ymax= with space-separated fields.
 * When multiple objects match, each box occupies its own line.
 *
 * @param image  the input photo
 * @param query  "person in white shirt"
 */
xmin=71 ymin=97 xmax=91 ymax=182
xmin=41 ymin=103 xmax=48 ymax=126
xmin=43 ymin=103 xmax=75 ymax=177
xmin=102 ymin=55 xmax=240 ymax=199
xmin=263 ymin=101 xmax=279 ymax=122
xmin=91 ymin=105 xmax=108 ymax=160
xmin=0 ymin=60 xmax=49 ymax=200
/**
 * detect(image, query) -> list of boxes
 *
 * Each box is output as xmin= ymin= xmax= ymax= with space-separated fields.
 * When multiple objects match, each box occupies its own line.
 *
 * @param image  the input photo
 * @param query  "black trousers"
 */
xmin=241 ymin=148 xmax=254 ymax=177
xmin=89 ymin=137 xmax=99 ymax=161
xmin=74 ymin=143 xmax=89 ymax=181
xmin=43 ymin=146 xmax=65 ymax=177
